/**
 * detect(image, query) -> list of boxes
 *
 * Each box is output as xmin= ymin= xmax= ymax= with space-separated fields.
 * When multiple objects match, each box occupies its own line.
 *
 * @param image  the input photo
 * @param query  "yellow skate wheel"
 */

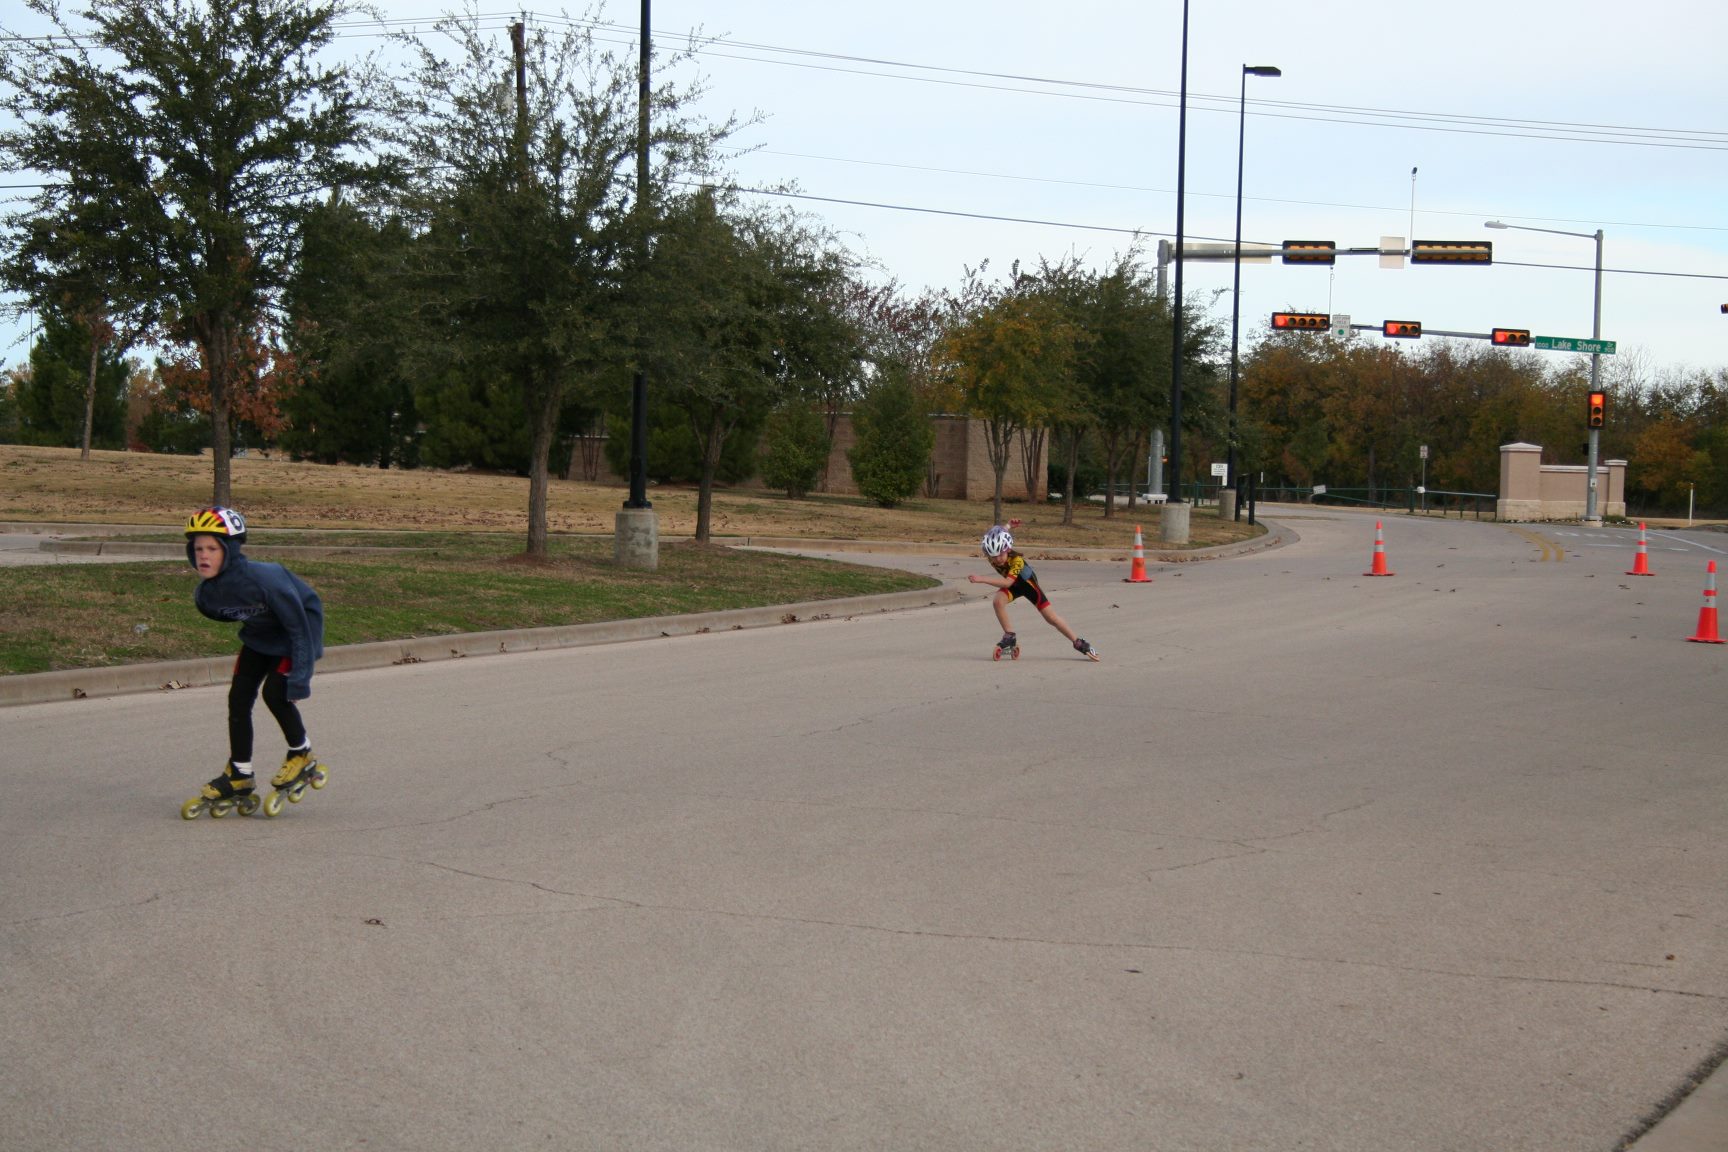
xmin=180 ymin=798 xmax=206 ymax=820
xmin=237 ymin=793 xmax=262 ymax=817
xmin=287 ymin=784 xmax=306 ymax=804
xmin=262 ymin=790 xmax=286 ymax=818
xmin=309 ymin=766 xmax=328 ymax=790
xmin=211 ymin=799 xmax=234 ymax=818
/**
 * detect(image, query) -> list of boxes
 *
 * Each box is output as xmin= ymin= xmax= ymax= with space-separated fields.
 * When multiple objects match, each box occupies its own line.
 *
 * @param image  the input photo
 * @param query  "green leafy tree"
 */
xmin=759 ymin=402 xmax=829 ymax=499
xmin=0 ymin=5 xmax=160 ymax=461
xmin=0 ymin=0 xmax=378 ymax=503
xmin=0 ymin=368 xmax=20 ymax=442
xmin=396 ymin=12 xmax=735 ymax=556
xmin=14 ymin=311 xmax=131 ymax=448
xmin=282 ymin=199 xmax=419 ymax=467
xmin=638 ymin=192 xmax=845 ymax=541
xmin=848 ymin=369 xmax=933 ymax=508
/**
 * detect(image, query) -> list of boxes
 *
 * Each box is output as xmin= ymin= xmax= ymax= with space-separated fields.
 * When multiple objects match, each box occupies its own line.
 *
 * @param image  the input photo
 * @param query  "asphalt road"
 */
xmin=3 ymin=510 xmax=1725 ymax=1152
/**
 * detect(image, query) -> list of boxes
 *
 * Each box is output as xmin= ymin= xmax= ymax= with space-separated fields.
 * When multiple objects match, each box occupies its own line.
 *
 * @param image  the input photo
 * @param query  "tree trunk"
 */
xmin=80 ymin=332 xmax=101 ymax=462
xmin=694 ymin=410 xmax=726 ymax=544
xmin=525 ymin=379 xmax=561 ymax=558
xmin=1099 ymin=429 xmax=1123 ymax=519
xmin=1019 ymin=426 xmax=1045 ymax=501
xmin=1060 ymin=429 xmax=1081 ymax=526
xmin=203 ymin=320 xmax=235 ymax=507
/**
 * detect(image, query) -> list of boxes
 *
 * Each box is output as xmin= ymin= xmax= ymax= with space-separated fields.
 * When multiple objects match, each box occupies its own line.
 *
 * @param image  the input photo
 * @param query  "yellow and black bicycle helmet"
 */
xmin=185 ymin=506 xmax=247 ymax=546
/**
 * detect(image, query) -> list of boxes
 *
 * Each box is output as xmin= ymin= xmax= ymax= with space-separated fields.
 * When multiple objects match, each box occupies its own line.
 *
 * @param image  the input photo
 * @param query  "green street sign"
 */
xmin=1531 ymin=336 xmax=1617 ymax=355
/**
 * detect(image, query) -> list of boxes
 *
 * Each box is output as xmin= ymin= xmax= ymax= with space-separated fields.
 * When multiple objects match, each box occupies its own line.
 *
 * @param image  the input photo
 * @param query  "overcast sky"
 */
xmin=4 ymin=0 xmax=1725 ymax=379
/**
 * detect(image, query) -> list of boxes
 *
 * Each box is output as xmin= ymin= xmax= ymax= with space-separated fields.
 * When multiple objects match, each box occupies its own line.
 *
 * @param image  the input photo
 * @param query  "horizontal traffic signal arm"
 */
xmin=1271 ymin=312 xmax=1331 ymax=331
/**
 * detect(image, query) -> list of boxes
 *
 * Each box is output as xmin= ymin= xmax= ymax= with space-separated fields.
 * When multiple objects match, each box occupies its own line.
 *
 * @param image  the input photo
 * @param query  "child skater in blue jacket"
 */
xmin=180 ymin=507 xmax=327 ymax=819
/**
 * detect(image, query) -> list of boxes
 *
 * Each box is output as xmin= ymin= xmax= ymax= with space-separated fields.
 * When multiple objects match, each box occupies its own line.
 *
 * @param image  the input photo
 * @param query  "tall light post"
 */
xmin=1162 ymin=0 xmax=1193 ymax=545
xmin=1486 ymin=220 xmax=1605 ymax=524
xmin=1226 ymin=64 xmax=1281 ymax=520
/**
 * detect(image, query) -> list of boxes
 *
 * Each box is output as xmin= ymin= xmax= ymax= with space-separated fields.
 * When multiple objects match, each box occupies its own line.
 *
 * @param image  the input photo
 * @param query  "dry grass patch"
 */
xmin=0 ymin=444 xmax=1261 ymax=551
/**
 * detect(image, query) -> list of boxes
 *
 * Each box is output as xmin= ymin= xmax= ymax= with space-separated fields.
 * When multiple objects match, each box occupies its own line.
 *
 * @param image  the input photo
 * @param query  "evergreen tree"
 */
xmin=759 ymin=402 xmax=829 ymax=499
xmin=0 ymin=0 xmax=379 ymax=503
xmin=282 ymin=199 xmax=419 ymax=468
xmin=848 ymin=370 xmax=932 ymax=508
xmin=395 ymin=13 xmax=735 ymax=556
xmin=15 ymin=312 xmax=131 ymax=449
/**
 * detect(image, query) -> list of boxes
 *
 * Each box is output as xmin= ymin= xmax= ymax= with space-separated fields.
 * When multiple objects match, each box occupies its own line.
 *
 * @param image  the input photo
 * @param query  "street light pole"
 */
xmin=1485 ymin=219 xmax=1607 ymax=525
xmin=1163 ymin=0 xmax=1192 ymax=545
xmin=1227 ymin=65 xmax=1280 ymax=521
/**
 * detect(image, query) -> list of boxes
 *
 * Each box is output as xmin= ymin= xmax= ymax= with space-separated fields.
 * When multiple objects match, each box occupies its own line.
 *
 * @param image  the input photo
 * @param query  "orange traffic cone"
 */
xmin=1364 ymin=521 xmax=1395 ymax=577
xmin=1626 ymin=522 xmax=1654 ymax=576
xmin=1123 ymin=525 xmax=1153 ymax=583
xmin=1688 ymin=561 xmax=1723 ymax=644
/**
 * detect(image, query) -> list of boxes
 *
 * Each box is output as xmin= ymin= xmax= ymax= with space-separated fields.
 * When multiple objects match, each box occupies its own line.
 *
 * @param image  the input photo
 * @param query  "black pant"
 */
xmin=229 ymin=646 xmax=306 ymax=764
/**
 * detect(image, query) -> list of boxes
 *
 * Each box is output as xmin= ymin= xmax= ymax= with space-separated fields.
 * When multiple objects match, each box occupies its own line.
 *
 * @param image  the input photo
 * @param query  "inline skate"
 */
xmin=180 ymin=763 xmax=261 ymax=820
xmin=262 ymin=748 xmax=329 ymax=817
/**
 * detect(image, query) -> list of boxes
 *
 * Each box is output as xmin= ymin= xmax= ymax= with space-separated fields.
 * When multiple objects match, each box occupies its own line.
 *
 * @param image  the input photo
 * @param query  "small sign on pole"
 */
xmin=1419 ymin=444 xmax=1429 ymax=460
xmin=1331 ymin=313 xmax=1351 ymax=338
xmin=1210 ymin=462 xmax=1228 ymax=478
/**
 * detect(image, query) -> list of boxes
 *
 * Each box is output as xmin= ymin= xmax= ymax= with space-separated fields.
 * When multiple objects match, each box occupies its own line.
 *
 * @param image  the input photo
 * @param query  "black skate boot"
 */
xmin=181 ymin=763 xmax=260 ymax=820
xmin=993 ymin=631 xmax=1020 ymax=661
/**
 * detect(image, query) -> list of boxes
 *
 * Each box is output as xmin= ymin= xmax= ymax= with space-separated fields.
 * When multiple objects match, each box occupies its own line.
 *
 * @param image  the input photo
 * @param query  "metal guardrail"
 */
xmin=1246 ymin=485 xmax=1498 ymax=520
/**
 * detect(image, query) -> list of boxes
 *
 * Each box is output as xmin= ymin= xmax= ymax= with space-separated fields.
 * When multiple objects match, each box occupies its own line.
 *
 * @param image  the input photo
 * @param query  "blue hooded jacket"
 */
xmin=187 ymin=534 xmax=325 ymax=700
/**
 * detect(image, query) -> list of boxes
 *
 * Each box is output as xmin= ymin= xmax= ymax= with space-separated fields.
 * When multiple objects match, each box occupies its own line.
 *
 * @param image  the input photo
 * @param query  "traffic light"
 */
xmin=1410 ymin=240 xmax=1493 ymax=265
xmin=1271 ymin=312 xmax=1330 ymax=331
xmin=1280 ymin=241 xmax=1336 ymax=266
xmin=1587 ymin=391 xmax=1606 ymax=428
xmin=1721 ymin=303 xmax=1727 ymax=314
xmin=1382 ymin=320 xmax=1423 ymax=339
xmin=1491 ymin=328 xmax=1531 ymax=346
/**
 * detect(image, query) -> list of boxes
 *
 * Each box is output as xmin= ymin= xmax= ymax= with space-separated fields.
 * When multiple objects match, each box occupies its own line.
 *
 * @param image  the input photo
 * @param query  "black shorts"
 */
xmin=1007 ymin=572 xmax=1050 ymax=610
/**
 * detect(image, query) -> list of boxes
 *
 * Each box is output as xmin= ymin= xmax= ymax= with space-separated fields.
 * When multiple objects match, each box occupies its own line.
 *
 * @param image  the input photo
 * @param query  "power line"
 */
xmin=720 ymin=147 xmax=1728 ymax=237
xmin=564 ymin=17 xmax=1728 ymax=152
xmin=724 ymin=183 xmax=1728 ymax=282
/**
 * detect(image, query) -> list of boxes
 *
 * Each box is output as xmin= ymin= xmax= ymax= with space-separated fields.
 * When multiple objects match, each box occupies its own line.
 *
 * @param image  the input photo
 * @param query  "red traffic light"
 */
xmin=1491 ymin=328 xmax=1531 ymax=346
xmin=1587 ymin=391 xmax=1606 ymax=428
xmin=1382 ymin=320 xmax=1423 ymax=339
xmin=1272 ymin=312 xmax=1331 ymax=331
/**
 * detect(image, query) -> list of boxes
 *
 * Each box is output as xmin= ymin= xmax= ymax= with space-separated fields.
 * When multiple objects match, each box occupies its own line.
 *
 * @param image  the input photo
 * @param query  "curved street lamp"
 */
xmin=1226 ymin=65 xmax=1281 ymax=518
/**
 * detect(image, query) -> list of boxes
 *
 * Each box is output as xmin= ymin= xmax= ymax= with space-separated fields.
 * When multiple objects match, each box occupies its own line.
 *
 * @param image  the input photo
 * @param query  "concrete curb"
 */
xmin=0 ymin=585 xmax=970 ymax=708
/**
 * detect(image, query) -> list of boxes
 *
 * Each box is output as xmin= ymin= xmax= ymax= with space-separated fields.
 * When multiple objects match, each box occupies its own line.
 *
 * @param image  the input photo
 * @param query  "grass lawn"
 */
xmin=0 ymin=444 xmax=1262 ymax=676
xmin=0 ymin=537 xmax=938 ymax=676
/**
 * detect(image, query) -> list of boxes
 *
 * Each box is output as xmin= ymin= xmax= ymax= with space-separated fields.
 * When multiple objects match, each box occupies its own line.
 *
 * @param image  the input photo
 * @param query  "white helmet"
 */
xmin=981 ymin=525 xmax=1013 ymax=557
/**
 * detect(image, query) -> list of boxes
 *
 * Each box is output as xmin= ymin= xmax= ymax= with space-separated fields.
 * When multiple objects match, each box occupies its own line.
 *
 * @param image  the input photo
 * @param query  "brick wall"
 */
xmin=821 ymin=414 xmax=1045 ymax=502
